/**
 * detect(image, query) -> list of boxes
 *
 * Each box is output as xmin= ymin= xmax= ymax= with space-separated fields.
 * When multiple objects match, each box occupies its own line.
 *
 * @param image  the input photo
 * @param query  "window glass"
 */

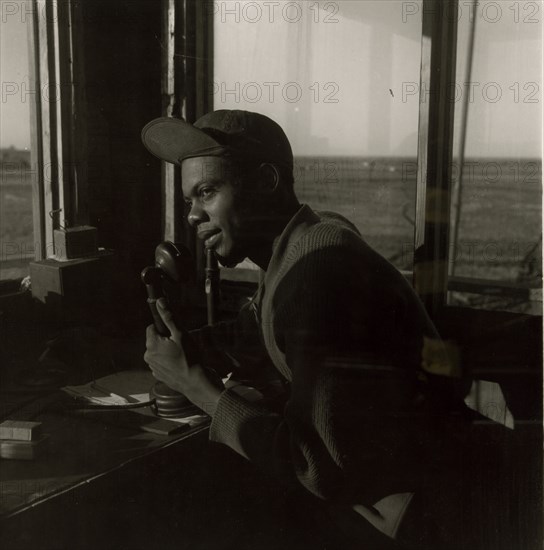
xmin=213 ymin=0 xmax=423 ymax=271
xmin=449 ymin=1 xmax=542 ymax=314
xmin=0 ymin=8 xmax=33 ymax=281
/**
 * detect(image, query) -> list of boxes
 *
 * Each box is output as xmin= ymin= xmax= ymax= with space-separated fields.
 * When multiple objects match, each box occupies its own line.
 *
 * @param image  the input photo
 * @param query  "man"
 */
xmin=141 ymin=111 xmax=504 ymax=549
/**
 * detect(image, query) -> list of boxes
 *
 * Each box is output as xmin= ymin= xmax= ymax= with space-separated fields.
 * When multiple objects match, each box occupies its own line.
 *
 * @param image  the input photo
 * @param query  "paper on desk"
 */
xmin=62 ymin=370 xmax=209 ymax=428
xmin=63 ymin=370 xmax=156 ymax=406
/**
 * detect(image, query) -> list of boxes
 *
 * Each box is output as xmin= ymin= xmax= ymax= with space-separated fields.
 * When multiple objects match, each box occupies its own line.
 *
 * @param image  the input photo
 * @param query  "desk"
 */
xmin=0 ymin=390 xmax=212 ymax=549
xmin=0 ymin=387 xmax=316 ymax=550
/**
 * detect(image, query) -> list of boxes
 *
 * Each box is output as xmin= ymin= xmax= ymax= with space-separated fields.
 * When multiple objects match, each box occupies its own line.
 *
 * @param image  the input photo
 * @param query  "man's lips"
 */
xmin=197 ymin=229 xmax=221 ymax=248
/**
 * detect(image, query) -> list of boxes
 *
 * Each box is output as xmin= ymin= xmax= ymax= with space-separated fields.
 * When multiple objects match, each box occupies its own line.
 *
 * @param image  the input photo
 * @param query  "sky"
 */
xmin=214 ymin=0 xmax=543 ymax=158
xmin=1 ymin=0 xmax=542 ymax=157
xmin=0 ymin=4 xmax=31 ymax=150
xmin=214 ymin=1 xmax=424 ymax=156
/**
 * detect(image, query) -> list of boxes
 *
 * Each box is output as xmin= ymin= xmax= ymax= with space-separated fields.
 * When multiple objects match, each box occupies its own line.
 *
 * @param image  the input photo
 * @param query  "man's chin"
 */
xmin=215 ymin=252 xmax=245 ymax=269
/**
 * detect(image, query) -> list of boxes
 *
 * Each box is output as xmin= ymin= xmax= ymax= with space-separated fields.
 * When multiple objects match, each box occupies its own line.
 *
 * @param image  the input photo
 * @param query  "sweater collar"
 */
xmin=264 ymin=204 xmax=320 ymax=281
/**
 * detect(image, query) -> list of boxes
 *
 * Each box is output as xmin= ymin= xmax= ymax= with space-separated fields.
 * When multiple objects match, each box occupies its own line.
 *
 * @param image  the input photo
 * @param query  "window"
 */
xmin=212 ymin=0 xmax=542 ymax=316
xmin=0 ymin=6 xmax=33 ymax=281
xmin=213 ymin=0 xmax=423 ymax=273
xmin=448 ymin=0 xmax=542 ymax=314
xmin=0 ymin=0 xmax=89 ymax=289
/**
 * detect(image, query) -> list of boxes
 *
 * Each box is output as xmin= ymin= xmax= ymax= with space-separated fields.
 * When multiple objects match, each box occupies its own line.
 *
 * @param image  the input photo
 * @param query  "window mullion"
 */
xmin=160 ymin=1 xmax=213 ymax=277
xmin=161 ymin=0 xmax=183 ymax=244
xmin=413 ymin=0 xmax=459 ymax=317
xmin=28 ymin=1 xmax=45 ymax=260
xmin=30 ymin=0 xmax=76 ymax=259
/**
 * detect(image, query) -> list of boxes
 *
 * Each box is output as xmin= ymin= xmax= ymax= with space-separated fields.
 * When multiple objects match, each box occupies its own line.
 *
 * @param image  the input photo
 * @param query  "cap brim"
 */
xmin=141 ymin=117 xmax=223 ymax=166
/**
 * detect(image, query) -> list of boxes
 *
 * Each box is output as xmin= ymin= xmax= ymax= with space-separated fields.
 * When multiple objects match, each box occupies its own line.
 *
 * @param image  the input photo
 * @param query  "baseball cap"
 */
xmin=141 ymin=110 xmax=293 ymax=168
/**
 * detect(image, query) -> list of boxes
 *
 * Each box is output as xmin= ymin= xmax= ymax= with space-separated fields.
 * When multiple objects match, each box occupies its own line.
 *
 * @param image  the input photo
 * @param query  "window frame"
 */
xmin=29 ymin=0 xmax=87 ymax=261
xmin=0 ymin=0 xmax=84 ymax=294
xmin=189 ymin=0 xmax=542 ymax=313
xmin=412 ymin=0 xmax=542 ymax=319
xmin=412 ymin=0 xmax=459 ymax=317
xmin=160 ymin=0 xmax=214 ymax=286
xmin=3 ymin=0 xmax=540 ymax=318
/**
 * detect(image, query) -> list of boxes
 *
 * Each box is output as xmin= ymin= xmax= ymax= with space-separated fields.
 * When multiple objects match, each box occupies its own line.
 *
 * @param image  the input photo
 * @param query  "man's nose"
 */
xmin=187 ymin=202 xmax=207 ymax=227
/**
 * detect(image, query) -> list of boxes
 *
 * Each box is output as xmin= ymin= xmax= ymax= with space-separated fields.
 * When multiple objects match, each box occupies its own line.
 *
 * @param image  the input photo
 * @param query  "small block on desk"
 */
xmin=140 ymin=418 xmax=191 ymax=436
xmin=0 ymin=434 xmax=49 ymax=460
xmin=0 ymin=421 xmax=42 ymax=441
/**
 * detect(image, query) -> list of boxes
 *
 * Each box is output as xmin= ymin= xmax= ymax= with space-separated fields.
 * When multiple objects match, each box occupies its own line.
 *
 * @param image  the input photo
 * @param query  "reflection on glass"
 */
xmin=214 ymin=0 xmax=423 ymax=270
xmin=449 ymin=1 xmax=542 ymax=314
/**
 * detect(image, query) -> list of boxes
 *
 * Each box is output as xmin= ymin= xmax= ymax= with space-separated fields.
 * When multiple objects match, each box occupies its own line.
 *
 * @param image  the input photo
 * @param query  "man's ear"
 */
xmin=257 ymin=163 xmax=280 ymax=193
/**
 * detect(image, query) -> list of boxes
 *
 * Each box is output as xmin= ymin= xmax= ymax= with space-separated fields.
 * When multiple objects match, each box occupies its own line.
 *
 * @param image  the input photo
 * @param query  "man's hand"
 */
xmin=144 ymin=298 xmax=224 ymax=416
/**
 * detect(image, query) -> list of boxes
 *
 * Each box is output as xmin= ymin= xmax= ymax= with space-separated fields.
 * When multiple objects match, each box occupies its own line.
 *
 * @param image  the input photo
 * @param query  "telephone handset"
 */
xmin=141 ymin=241 xmax=194 ymax=338
xmin=141 ymin=241 xmax=205 ymax=418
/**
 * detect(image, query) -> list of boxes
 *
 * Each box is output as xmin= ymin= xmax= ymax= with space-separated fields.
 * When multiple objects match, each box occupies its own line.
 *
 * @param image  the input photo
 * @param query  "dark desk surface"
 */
xmin=0 ymin=386 xmax=267 ymax=550
xmin=0 ymin=390 xmax=209 ymax=519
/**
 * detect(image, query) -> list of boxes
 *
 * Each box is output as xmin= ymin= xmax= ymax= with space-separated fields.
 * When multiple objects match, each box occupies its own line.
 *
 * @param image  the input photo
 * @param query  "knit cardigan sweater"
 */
xmin=209 ymin=205 xmax=464 ymax=507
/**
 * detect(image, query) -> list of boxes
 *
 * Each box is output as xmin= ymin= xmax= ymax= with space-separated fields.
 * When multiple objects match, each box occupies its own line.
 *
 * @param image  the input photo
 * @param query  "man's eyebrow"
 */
xmin=198 ymin=177 xmax=223 ymax=186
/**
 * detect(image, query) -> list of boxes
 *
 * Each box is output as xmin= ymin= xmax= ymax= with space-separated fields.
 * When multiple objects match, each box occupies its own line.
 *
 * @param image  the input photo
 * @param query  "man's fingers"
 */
xmin=146 ymin=324 xmax=157 ymax=340
xmin=155 ymin=298 xmax=181 ymax=341
xmin=145 ymin=357 xmax=163 ymax=376
xmin=146 ymin=360 xmax=174 ymax=386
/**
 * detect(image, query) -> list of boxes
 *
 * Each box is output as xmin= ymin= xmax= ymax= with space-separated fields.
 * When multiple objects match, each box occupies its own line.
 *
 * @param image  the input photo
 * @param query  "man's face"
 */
xmin=181 ymin=156 xmax=257 ymax=267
